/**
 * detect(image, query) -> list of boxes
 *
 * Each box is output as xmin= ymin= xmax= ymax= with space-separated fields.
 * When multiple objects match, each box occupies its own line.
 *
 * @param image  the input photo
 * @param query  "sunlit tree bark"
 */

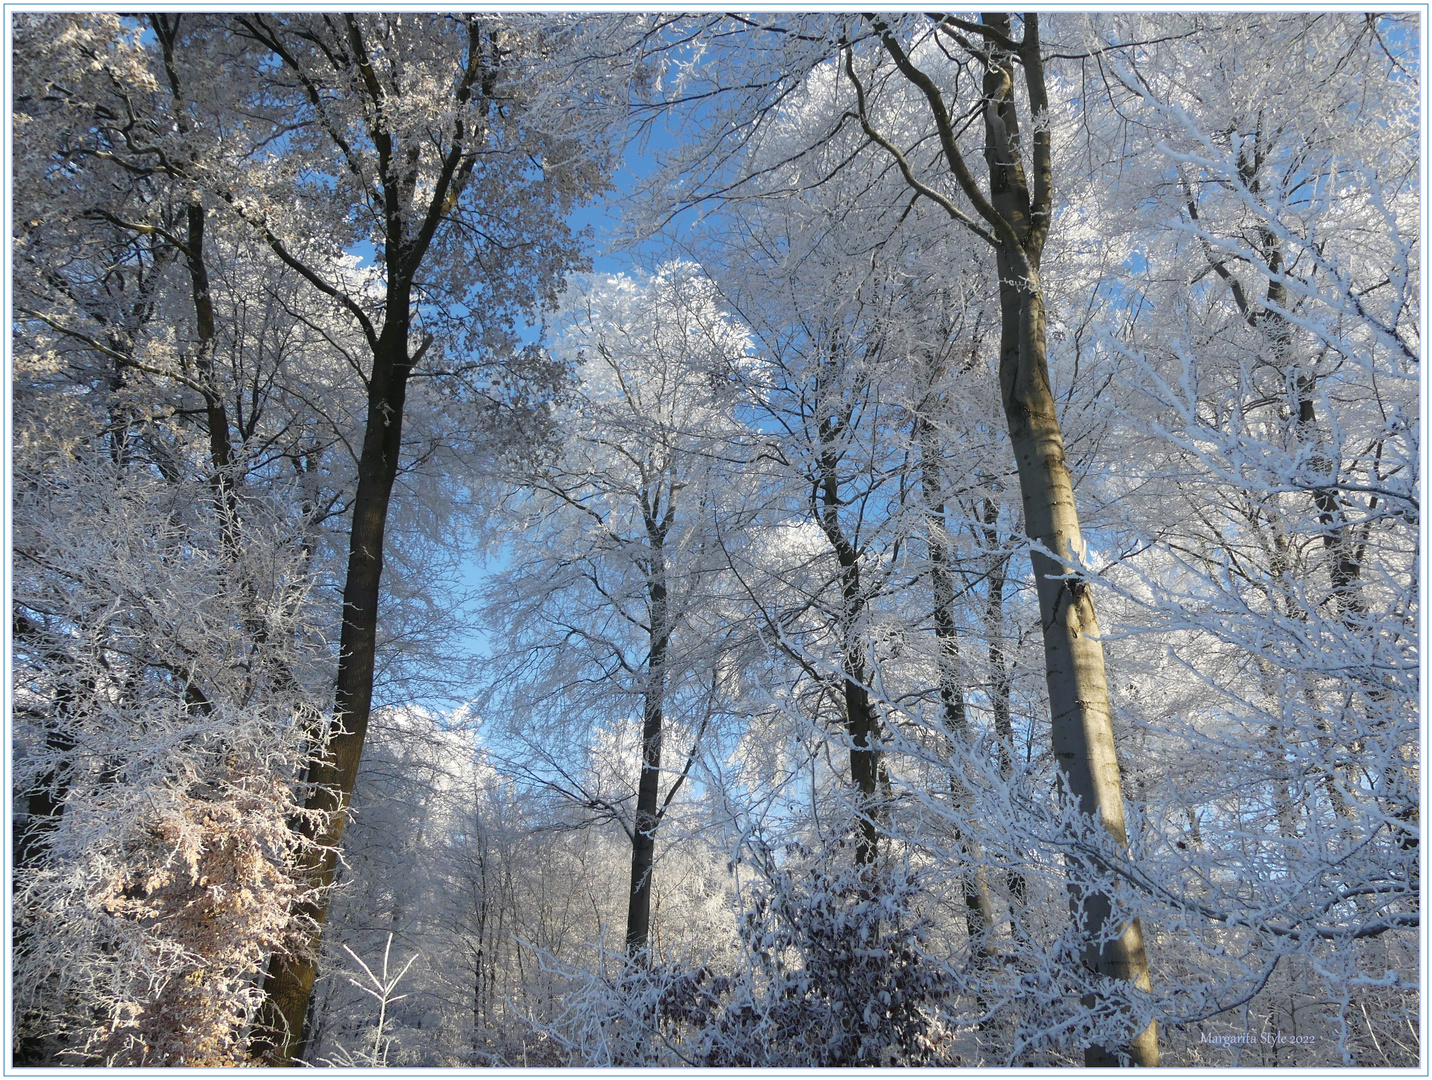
xmin=853 ymin=13 xmax=1158 ymax=1064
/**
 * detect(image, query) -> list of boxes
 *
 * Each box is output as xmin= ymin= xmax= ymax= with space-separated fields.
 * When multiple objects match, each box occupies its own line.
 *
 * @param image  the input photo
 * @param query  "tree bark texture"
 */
xmin=864 ymin=13 xmax=1159 ymax=1064
xmin=255 ymin=322 xmax=414 ymax=1063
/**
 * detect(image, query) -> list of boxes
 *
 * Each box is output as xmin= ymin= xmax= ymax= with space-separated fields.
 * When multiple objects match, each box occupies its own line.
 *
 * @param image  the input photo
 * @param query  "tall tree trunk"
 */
xmin=626 ymin=503 xmax=670 ymax=958
xmin=1000 ymin=266 xmax=1157 ymax=1068
xmin=243 ymin=14 xmax=496 ymax=1059
xmin=861 ymin=13 xmax=1159 ymax=1064
xmin=980 ymin=498 xmax=1015 ymax=779
xmin=181 ymin=202 xmax=241 ymax=549
xmin=152 ymin=15 xmax=240 ymax=554
xmin=980 ymin=496 xmax=1028 ymax=922
xmin=1230 ymin=192 xmax=1366 ymax=831
xmin=1196 ymin=148 xmax=1368 ymax=624
xmin=816 ymin=416 xmax=882 ymax=864
xmin=917 ymin=412 xmax=997 ymax=941
xmin=255 ymin=319 xmax=415 ymax=1063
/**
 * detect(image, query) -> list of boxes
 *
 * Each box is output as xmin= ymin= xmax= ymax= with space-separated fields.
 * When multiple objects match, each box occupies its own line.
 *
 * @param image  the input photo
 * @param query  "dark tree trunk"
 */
xmin=917 ymin=413 xmax=997 ymax=940
xmin=255 ymin=320 xmax=414 ymax=1062
xmin=816 ymin=416 xmax=882 ymax=865
xmin=12 ymin=616 xmax=80 ymax=875
xmin=626 ymin=506 xmax=670 ymax=958
xmin=243 ymin=15 xmax=497 ymax=1060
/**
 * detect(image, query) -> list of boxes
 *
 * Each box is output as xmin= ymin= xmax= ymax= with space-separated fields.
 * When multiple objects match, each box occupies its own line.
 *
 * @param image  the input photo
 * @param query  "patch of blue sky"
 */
xmin=127 ymin=16 xmax=155 ymax=47
xmin=348 ymin=238 xmax=377 ymax=269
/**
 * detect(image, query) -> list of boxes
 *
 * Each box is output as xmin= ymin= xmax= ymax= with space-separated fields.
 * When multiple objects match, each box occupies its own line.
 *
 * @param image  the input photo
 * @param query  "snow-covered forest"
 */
xmin=10 ymin=12 xmax=1419 ymax=1069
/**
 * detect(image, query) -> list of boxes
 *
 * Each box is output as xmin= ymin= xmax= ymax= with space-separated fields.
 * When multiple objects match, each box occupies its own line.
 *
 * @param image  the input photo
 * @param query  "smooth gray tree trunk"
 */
xmin=860 ymin=13 xmax=1159 ymax=1064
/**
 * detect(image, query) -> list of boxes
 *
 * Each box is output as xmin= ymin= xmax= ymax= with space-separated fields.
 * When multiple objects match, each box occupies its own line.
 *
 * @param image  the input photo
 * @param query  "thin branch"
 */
xmin=840 ymin=45 xmax=997 ymax=248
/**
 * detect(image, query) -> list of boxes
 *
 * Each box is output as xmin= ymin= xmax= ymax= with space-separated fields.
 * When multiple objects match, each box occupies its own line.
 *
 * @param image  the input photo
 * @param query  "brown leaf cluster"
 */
xmin=90 ymin=761 xmax=313 ymax=1066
